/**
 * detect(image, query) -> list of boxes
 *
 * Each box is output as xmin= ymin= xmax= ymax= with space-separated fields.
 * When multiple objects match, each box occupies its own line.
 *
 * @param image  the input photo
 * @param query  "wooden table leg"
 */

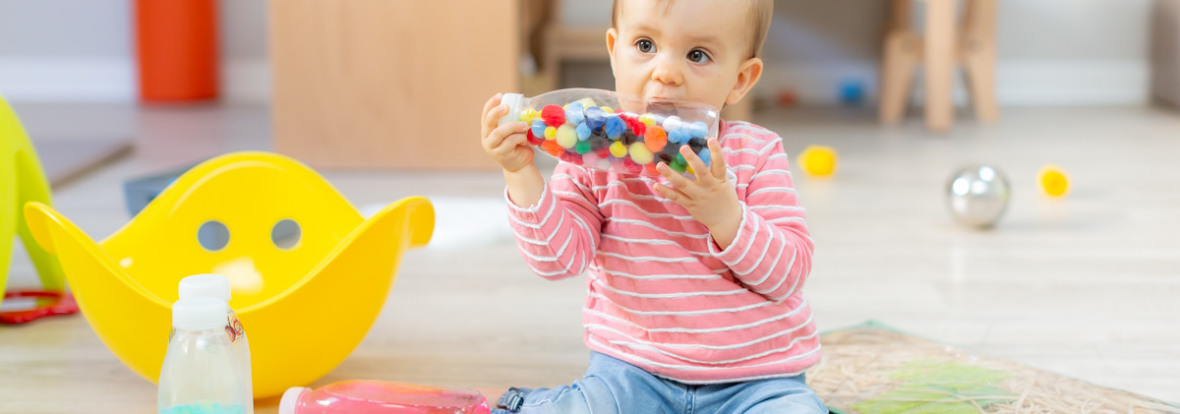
xmin=924 ymin=0 xmax=956 ymax=132
xmin=964 ymin=0 xmax=999 ymax=123
xmin=879 ymin=0 xmax=918 ymax=124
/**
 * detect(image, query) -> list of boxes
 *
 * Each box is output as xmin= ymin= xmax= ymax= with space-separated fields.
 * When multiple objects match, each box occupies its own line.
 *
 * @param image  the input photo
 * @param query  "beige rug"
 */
xmin=812 ymin=322 xmax=1180 ymax=414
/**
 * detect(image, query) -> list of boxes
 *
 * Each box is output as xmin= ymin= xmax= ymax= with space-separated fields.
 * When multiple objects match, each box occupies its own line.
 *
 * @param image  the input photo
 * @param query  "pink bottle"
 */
xmin=279 ymin=380 xmax=492 ymax=414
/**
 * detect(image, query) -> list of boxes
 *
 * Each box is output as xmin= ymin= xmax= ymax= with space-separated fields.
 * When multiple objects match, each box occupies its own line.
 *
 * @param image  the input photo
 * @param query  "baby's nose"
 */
xmin=651 ymin=56 xmax=684 ymax=86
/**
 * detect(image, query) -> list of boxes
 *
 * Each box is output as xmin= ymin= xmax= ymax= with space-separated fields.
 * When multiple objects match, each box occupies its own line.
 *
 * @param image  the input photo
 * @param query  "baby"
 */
xmin=479 ymin=0 xmax=826 ymax=412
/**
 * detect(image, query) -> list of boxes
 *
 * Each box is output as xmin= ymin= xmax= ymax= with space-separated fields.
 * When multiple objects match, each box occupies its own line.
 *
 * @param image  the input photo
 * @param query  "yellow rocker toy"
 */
xmin=1 ymin=94 xmax=75 ymax=324
xmin=24 ymin=152 xmax=434 ymax=398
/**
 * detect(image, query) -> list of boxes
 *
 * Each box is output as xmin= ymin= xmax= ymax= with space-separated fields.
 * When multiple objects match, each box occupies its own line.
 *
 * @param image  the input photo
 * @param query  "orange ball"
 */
xmin=645 ymin=126 xmax=667 ymax=152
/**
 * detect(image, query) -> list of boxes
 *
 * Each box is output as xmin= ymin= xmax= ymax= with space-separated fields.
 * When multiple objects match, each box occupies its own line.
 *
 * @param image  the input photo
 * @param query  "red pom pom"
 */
xmin=623 ymin=158 xmax=643 ymax=174
xmin=596 ymin=148 xmax=611 ymax=159
xmin=629 ymin=118 xmax=646 ymax=137
xmin=559 ymin=152 xmax=583 ymax=164
xmin=526 ymin=128 xmax=544 ymax=145
xmin=541 ymin=105 xmax=566 ymax=127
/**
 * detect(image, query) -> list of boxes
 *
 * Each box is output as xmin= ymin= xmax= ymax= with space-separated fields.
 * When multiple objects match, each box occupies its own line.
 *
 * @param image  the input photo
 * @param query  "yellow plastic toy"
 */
xmin=2 ymin=93 xmax=66 ymax=309
xmin=798 ymin=145 xmax=838 ymax=177
xmin=23 ymin=152 xmax=434 ymax=399
xmin=1038 ymin=164 xmax=1070 ymax=198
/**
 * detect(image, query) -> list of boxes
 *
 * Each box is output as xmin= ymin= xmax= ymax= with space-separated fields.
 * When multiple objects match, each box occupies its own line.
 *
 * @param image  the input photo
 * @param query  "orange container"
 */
xmin=136 ymin=0 xmax=219 ymax=102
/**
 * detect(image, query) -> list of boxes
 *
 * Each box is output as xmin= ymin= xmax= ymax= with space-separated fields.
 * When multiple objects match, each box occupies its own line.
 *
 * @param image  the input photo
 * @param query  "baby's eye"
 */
xmin=636 ymin=39 xmax=655 ymax=54
xmin=688 ymin=49 xmax=711 ymax=64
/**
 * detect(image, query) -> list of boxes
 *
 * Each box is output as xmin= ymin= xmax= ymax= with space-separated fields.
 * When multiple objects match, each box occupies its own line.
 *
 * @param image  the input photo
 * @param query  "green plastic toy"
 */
xmin=1 ymin=94 xmax=66 ymax=313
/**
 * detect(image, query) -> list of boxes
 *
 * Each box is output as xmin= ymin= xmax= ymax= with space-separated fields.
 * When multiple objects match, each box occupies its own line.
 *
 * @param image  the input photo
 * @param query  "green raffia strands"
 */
xmin=850 ymin=361 xmax=1015 ymax=414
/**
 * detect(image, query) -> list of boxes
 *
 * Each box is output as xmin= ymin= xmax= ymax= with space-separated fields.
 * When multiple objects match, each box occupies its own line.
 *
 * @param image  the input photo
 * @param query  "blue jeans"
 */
xmin=491 ymin=352 xmax=828 ymax=414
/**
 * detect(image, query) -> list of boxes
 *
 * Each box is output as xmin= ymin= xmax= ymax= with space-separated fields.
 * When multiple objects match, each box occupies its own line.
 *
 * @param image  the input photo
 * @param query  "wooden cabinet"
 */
xmin=270 ymin=0 xmax=518 ymax=170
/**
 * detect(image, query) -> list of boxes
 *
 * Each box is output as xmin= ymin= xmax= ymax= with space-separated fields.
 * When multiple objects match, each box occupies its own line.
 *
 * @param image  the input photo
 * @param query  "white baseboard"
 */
xmin=0 ymin=57 xmax=271 ymax=103
xmin=756 ymin=59 xmax=1150 ymax=106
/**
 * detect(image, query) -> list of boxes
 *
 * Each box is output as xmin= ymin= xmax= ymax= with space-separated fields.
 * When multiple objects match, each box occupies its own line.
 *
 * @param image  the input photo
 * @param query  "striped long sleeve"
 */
xmin=506 ymin=120 xmax=820 ymax=384
xmin=708 ymin=131 xmax=814 ymax=303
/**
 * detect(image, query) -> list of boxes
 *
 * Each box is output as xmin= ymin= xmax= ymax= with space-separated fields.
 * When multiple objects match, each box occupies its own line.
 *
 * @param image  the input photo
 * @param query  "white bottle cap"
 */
xmin=178 ymin=273 xmax=232 ymax=303
xmin=279 ymin=387 xmax=310 ymax=414
xmin=498 ymin=93 xmax=525 ymax=126
xmin=172 ymin=296 xmax=228 ymax=331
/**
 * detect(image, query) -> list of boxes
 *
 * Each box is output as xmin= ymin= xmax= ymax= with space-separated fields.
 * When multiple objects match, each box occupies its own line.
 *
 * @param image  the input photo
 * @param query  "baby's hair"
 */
xmin=611 ymin=0 xmax=773 ymax=59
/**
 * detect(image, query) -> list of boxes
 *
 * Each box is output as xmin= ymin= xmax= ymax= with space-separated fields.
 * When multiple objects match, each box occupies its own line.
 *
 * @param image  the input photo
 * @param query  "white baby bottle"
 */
xmin=158 ymin=296 xmax=252 ymax=414
xmin=178 ymin=274 xmax=253 ymax=413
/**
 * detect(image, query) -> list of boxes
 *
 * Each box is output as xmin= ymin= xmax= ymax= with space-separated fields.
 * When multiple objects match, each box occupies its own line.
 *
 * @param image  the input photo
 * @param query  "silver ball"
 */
xmin=946 ymin=165 xmax=1011 ymax=229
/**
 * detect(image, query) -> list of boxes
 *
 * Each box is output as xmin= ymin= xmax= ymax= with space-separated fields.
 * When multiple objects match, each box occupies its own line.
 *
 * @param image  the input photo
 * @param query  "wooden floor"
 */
xmin=2 ymin=103 xmax=1179 ymax=413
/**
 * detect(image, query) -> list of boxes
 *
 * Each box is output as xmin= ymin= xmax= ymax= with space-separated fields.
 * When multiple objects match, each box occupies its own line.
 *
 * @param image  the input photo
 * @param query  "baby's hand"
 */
xmin=481 ymin=93 xmax=535 ymax=173
xmin=653 ymin=138 xmax=743 ymax=248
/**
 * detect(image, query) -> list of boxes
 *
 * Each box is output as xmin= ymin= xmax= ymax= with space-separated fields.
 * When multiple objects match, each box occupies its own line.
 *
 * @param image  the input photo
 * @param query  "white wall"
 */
xmin=0 ymin=0 xmax=268 ymax=102
xmin=0 ymin=0 xmax=1155 ymax=105
xmin=559 ymin=0 xmax=1154 ymax=106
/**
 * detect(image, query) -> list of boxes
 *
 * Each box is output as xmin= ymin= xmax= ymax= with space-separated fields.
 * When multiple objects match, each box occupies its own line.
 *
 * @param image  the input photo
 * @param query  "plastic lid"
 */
xmin=498 ymin=93 xmax=525 ymax=126
xmin=279 ymin=387 xmax=309 ymax=414
xmin=178 ymin=274 xmax=232 ymax=302
xmin=171 ymin=296 xmax=228 ymax=330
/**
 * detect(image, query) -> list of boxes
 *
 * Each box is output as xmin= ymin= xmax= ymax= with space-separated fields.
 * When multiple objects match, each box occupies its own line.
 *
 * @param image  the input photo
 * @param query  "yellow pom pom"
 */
xmin=609 ymin=141 xmax=628 ymax=158
xmin=521 ymin=108 xmax=540 ymax=123
xmin=639 ymin=114 xmax=657 ymax=127
xmin=579 ymin=98 xmax=597 ymax=108
xmin=544 ymin=126 xmax=557 ymax=140
xmin=1038 ymin=164 xmax=1070 ymax=198
xmin=798 ymin=145 xmax=837 ymax=177
xmin=556 ymin=124 xmax=578 ymax=148
xmin=629 ymin=142 xmax=653 ymax=164
xmin=600 ymin=106 xmax=614 ymax=114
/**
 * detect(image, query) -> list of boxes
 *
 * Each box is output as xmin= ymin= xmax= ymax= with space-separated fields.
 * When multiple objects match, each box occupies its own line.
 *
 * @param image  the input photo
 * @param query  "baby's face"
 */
xmin=608 ymin=0 xmax=757 ymax=112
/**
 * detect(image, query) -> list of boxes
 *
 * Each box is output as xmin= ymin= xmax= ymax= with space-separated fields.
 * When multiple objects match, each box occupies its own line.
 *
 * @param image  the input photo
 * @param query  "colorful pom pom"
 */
xmin=565 ymin=102 xmax=586 ymax=125
xmin=585 ymin=107 xmax=608 ymax=131
xmin=575 ymin=140 xmax=592 ymax=155
xmin=576 ymin=123 xmax=592 ymax=141
xmin=629 ymin=142 xmax=654 ymax=164
xmin=556 ymin=124 xmax=578 ymax=148
xmin=605 ymin=115 xmax=627 ymax=140
xmin=645 ymin=126 xmax=667 ymax=152
xmin=541 ymin=139 xmax=564 ymax=156
xmin=609 ymin=141 xmax=628 ymax=158
xmin=688 ymin=121 xmax=709 ymax=139
xmin=541 ymin=104 xmax=566 ymax=127
xmin=526 ymin=128 xmax=544 ymax=146
xmin=544 ymin=126 xmax=557 ymax=140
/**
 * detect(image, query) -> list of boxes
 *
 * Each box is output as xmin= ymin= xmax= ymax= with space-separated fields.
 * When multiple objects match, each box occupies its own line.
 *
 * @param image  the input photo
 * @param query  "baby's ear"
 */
xmin=726 ymin=57 xmax=764 ymax=106
xmin=605 ymin=28 xmax=619 ymax=67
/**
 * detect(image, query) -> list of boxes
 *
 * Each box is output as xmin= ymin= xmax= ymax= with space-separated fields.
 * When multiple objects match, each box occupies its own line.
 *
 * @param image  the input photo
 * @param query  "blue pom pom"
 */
xmin=576 ymin=123 xmax=592 ymax=141
xmin=565 ymin=102 xmax=586 ymax=125
xmin=531 ymin=120 xmax=548 ymax=138
xmin=688 ymin=121 xmax=709 ymax=139
xmin=605 ymin=115 xmax=626 ymax=140
xmin=585 ymin=107 xmax=608 ymax=131
xmin=698 ymin=148 xmax=712 ymax=167
xmin=667 ymin=129 xmax=685 ymax=145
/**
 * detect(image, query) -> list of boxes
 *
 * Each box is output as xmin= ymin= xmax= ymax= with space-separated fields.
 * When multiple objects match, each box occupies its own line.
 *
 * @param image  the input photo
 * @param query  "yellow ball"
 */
xmin=579 ymin=98 xmax=597 ymax=108
xmin=798 ymin=145 xmax=837 ymax=177
xmin=1038 ymin=164 xmax=1070 ymax=198
xmin=544 ymin=126 xmax=557 ymax=140
xmin=600 ymin=106 xmax=614 ymax=113
xmin=629 ymin=143 xmax=654 ymax=164
xmin=556 ymin=124 xmax=578 ymax=148
xmin=609 ymin=141 xmax=628 ymax=158
xmin=639 ymin=114 xmax=657 ymax=127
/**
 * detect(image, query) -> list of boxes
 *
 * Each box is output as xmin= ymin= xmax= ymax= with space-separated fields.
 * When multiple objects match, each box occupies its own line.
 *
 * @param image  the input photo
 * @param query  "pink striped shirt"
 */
xmin=506 ymin=120 xmax=819 ymax=383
